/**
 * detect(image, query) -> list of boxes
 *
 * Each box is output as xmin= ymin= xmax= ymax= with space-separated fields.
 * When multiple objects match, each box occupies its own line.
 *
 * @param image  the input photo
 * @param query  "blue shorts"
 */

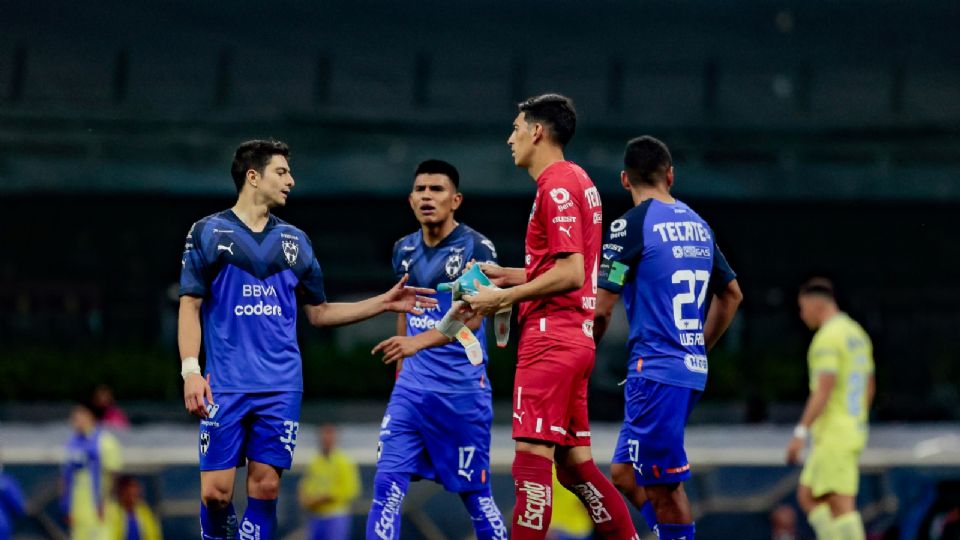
xmin=377 ymin=384 xmax=492 ymax=492
xmin=611 ymin=377 xmax=701 ymax=486
xmin=199 ymin=391 xmax=302 ymax=471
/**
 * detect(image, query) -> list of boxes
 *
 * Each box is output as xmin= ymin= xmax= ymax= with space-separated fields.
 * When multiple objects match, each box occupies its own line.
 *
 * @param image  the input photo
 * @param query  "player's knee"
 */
xmin=248 ymin=475 xmax=281 ymax=500
xmin=200 ymin=484 xmax=233 ymax=511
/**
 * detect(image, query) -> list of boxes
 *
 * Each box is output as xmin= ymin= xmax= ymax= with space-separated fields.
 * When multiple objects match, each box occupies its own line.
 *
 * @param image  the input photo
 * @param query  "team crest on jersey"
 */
xmin=200 ymin=431 xmax=211 ymax=455
xmin=445 ymin=253 xmax=464 ymax=279
xmin=282 ymin=240 xmax=299 ymax=266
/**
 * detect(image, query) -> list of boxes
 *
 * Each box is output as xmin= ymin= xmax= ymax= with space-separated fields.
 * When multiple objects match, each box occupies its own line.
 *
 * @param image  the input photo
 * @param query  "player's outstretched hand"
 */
xmin=785 ymin=436 xmax=804 ymax=465
xmin=184 ymin=373 xmax=214 ymax=419
xmin=463 ymin=281 xmax=510 ymax=317
xmin=464 ymin=260 xmax=512 ymax=288
xmin=384 ymin=274 xmax=437 ymax=315
xmin=372 ymin=336 xmax=419 ymax=365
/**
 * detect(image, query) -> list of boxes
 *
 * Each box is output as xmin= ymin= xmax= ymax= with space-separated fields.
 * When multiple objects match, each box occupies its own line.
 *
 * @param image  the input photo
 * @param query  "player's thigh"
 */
xmin=245 ymin=391 xmax=303 ymax=470
xmin=422 ymin=390 xmax=494 ymax=492
xmin=376 ymin=386 xmax=431 ymax=475
xmin=624 ymin=378 xmax=700 ymax=486
xmin=199 ymin=392 xmax=249 ymax=472
xmin=562 ymin=345 xmax=596 ymax=448
xmin=513 ymin=346 xmax=581 ymax=445
xmin=800 ymin=445 xmax=861 ymax=499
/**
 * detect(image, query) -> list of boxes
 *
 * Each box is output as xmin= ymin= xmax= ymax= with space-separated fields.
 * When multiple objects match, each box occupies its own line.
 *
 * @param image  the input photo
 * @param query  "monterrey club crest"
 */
xmin=445 ymin=253 xmax=463 ymax=279
xmin=200 ymin=431 xmax=210 ymax=455
xmin=282 ymin=240 xmax=299 ymax=266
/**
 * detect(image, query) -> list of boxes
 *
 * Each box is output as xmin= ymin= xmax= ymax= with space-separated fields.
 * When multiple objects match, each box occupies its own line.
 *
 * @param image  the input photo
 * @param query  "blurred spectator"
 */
xmin=770 ymin=504 xmax=798 ymax=540
xmin=548 ymin=467 xmax=593 ymax=540
xmin=62 ymin=402 xmax=123 ymax=539
xmin=0 ymin=461 xmax=26 ymax=540
xmin=91 ymin=385 xmax=131 ymax=430
xmin=298 ymin=424 xmax=361 ymax=540
xmin=106 ymin=475 xmax=162 ymax=540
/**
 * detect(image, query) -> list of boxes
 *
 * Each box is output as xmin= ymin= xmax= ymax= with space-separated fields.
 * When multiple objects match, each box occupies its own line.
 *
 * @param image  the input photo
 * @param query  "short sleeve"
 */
xmin=708 ymin=241 xmax=737 ymax=295
xmin=809 ymin=334 xmax=840 ymax=375
xmin=539 ymin=181 xmax=584 ymax=256
xmin=179 ymin=221 xmax=209 ymax=297
xmin=473 ymin=236 xmax=499 ymax=265
xmin=391 ymin=239 xmax=408 ymax=280
xmin=99 ymin=433 xmax=123 ymax=473
xmin=598 ymin=212 xmax=645 ymax=294
xmin=298 ymin=256 xmax=327 ymax=305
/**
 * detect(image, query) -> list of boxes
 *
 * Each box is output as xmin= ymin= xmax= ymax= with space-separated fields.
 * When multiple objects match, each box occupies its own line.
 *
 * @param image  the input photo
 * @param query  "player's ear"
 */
xmin=451 ymin=191 xmax=463 ymax=211
xmin=620 ymin=171 xmax=630 ymax=191
xmin=665 ymin=166 xmax=675 ymax=189
xmin=532 ymin=122 xmax=545 ymax=144
xmin=246 ymin=168 xmax=259 ymax=189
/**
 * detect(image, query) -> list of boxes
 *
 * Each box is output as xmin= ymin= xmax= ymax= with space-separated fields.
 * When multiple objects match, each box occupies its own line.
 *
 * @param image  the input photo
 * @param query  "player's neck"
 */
xmin=231 ymin=197 xmax=271 ymax=233
xmin=631 ymin=186 xmax=675 ymax=206
xmin=527 ymin=147 xmax=565 ymax=180
xmin=421 ymin=219 xmax=458 ymax=247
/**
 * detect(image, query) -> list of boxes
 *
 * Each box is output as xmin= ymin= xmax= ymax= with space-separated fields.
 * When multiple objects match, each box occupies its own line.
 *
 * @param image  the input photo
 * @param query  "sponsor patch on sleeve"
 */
xmin=608 ymin=261 xmax=629 ymax=286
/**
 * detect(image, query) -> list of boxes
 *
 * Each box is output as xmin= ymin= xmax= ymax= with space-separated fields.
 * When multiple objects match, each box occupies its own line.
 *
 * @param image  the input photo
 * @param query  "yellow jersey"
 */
xmin=106 ymin=501 xmax=163 ymax=540
xmin=298 ymin=449 xmax=361 ymax=517
xmin=808 ymin=312 xmax=874 ymax=450
xmin=548 ymin=469 xmax=593 ymax=538
xmin=67 ymin=430 xmax=123 ymax=527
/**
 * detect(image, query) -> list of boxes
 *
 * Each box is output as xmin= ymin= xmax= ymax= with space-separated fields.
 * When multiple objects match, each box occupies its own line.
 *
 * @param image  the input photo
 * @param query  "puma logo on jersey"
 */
xmin=558 ymin=226 xmax=572 ymax=238
xmin=217 ymin=243 xmax=234 ymax=255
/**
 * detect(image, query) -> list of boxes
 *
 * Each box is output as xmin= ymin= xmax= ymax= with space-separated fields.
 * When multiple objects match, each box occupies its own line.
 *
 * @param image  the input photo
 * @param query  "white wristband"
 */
xmin=793 ymin=424 xmax=809 ymax=440
xmin=181 ymin=356 xmax=201 ymax=381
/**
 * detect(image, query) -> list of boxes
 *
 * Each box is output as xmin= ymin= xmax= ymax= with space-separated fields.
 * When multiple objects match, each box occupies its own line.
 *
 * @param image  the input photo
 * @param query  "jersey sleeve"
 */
xmin=809 ymin=332 xmax=841 ymax=375
xmin=391 ymin=239 xmax=407 ymax=280
xmin=708 ymin=241 xmax=737 ymax=294
xmin=297 ymin=235 xmax=327 ymax=306
xmin=539 ymin=180 xmax=584 ymax=256
xmin=179 ymin=221 xmax=210 ymax=297
xmin=473 ymin=235 xmax=499 ymax=265
xmin=597 ymin=213 xmax=645 ymax=294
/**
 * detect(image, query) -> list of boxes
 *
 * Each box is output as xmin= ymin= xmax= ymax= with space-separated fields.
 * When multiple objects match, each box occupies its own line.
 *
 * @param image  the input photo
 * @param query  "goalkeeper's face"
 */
xmin=409 ymin=173 xmax=462 ymax=226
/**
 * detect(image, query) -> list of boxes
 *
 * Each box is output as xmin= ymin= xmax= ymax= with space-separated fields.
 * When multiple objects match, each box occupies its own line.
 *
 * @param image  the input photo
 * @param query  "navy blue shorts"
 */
xmin=611 ymin=377 xmax=701 ymax=486
xmin=376 ymin=384 xmax=492 ymax=492
xmin=199 ymin=391 xmax=302 ymax=471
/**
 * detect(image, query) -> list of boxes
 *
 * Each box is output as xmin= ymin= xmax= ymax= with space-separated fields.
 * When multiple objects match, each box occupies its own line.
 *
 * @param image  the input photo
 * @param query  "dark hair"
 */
xmin=414 ymin=159 xmax=460 ymax=190
xmin=230 ymin=140 xmax=290 ymax=193
xmin=517 ymin=93 xmax=577 ymax=147
xmin=799 ymin=277 xmax=835 ymax=299
xmin=624 ymin=135 xmax=673 ymax=187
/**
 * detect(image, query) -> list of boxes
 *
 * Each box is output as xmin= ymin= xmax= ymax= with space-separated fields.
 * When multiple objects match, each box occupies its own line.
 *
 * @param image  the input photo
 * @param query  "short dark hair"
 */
xmin=230 ymin=140 xmax=290 ymax=193
xmin=799 ymin=277 xmax=835 ymax=299
xmin=624 ymin=135 xmax=673 ymax=187
xmin=517 ymin=93 xmax=577 ymax=147
xmin=414 ymin=159 xmax=460 ymax=190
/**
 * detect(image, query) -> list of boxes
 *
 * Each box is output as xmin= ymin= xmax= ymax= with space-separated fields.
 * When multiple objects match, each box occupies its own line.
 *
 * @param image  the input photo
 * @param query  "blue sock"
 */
xmin=459 ymin=487 xmax=508 ymax=540
xmin=200 ymin=501 xmax=237 ymax=540
xmin=239 ymin=497 xmax=278 ymax=540
xmin=365 ymin=472 xmax=409 ymax=540
xmin=658 ymin=522 xmax=695 ymax=540
xmin=640 ymin=500 xmax=659 ymax=532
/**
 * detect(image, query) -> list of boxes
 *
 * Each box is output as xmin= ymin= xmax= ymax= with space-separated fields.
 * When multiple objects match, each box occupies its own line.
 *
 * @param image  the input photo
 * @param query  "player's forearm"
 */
xmin=798 ymin=388 xmax=831 ymax=428
xmin=504 ymin=255 xmax=583 ymax=305
xmin=177 ymin=298 xmax=203 ymax=359
xmin=593 ymin=290 xmax=619 ymax=345
xmin=307 ymin=296 xmax=388 ymax=327
xmin=704 ymin=280 xmax=743 ymax=351
xmin=497 ymin=267 xmax=528 ymax=287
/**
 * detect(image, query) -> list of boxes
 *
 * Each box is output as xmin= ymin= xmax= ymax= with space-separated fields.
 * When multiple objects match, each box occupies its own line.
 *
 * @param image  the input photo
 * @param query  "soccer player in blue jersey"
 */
xmin=594 ymin=136 xmax=743 ymax=540
xmin=367 ymin=159 xmax=507 ymax=540
xmin=178 ymin=140 xmax=436 ymax=540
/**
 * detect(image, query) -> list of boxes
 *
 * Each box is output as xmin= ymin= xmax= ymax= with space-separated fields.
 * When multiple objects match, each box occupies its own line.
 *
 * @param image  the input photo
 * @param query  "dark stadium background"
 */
xmin=1 ymin=1 xmax=958 ymax=538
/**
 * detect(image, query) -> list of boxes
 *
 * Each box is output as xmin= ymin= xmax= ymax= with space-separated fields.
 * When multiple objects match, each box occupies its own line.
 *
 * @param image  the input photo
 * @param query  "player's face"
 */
xmin=798 ymin=295 xmax=819 ymax=330
xmin=255 ymin=155 xmax=294 ymax=208
xmin=409 ymin=173 xmax=461 ymax=226
xmin=508 ymin=112 xmax=535 ymax=168
xmin=70 ymin=406 xmax=95 ymax=434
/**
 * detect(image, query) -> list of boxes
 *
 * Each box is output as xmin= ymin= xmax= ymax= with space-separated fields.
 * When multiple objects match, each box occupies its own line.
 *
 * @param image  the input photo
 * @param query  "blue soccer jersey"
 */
xmin=179 ymin=209 xmax=326 ymax=393
xmin=597 ymin=199 xmax=735 ymax=390
xmin=391 ymin=224 xmax=497 ymax=393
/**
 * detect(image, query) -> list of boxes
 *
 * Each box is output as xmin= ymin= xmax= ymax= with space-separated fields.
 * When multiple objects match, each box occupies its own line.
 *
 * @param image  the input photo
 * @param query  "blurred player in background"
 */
xmin=594 ymin=136 xmax=742 ymax=540
xmin=106 ymin=475 xmax=162 ymax=540
xmin=367 ymin=159 xmax=506 ymax=540
xmin=465 ymin=94 xmax=637 ymax=540
xmin=62 ymin=402 xmax=124 ymax=540
xmin=298 ymin=424 xmax=360 ymax=540
xmin=0 ymin=457 xmax=26 ymax=540
xmin=786 ymin=278 xmax=874 ymax=540
xmin=548 ymin=467 xmax=594 ymax=540
xmin=178 ymin=140 xmax=435 ymax=540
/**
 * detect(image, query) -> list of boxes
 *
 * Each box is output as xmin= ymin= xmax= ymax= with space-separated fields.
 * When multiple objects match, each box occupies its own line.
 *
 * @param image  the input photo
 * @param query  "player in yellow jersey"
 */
xmin=785 ymin=278 xmax=875 ymax=540
xmin=298 ymin=425 xmax=361 ymax=540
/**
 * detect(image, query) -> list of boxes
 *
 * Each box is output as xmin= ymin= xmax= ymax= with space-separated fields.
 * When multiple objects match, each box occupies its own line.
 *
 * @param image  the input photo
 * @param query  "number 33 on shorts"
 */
xmin=280 ymin=420 xmax=299 ymax=457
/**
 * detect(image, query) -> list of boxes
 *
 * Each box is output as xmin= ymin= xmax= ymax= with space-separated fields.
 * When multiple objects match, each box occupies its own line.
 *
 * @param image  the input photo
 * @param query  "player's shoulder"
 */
xmin=539 ymin=160 xmax=591 ymax=189
xmin=458 ymin=223 xmax=493 ymax=245
xmin=458 ymin=224 xmax=498 ymax=260
xmin=393 ymin=230 xmax=421 ymax=254
xmin=671 ymin=199 xmax=713 ymax=229
xmin=188 ymin=210 xmax=232 ymax=241
xmin=272 ymin=215 xmax=310 ymax=241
